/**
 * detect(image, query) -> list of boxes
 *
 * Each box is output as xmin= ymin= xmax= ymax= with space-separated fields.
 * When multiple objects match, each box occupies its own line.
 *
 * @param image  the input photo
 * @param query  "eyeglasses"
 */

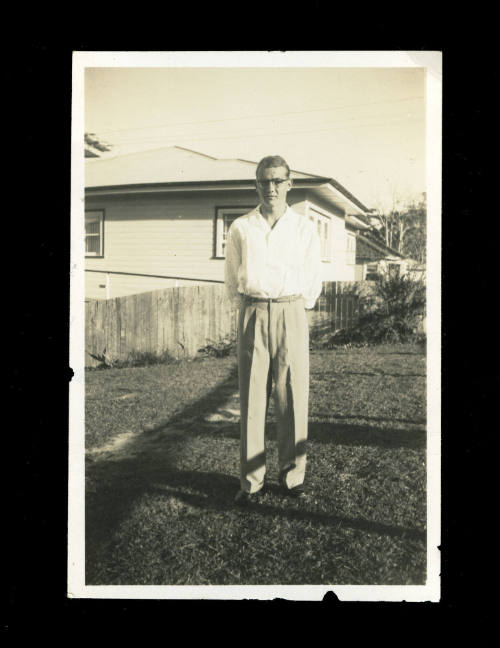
xmin=256 ymin=178 xmax=289 ymax=188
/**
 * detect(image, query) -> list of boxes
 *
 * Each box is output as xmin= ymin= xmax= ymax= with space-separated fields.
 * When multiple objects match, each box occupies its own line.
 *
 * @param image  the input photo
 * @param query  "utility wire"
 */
xmin=91 ymin=96 xmax=424 ymax=136
xmin=111 ymin=110 xmax=421 ymax=145
xmin=107 ymin=116 xmax=424 ymax=148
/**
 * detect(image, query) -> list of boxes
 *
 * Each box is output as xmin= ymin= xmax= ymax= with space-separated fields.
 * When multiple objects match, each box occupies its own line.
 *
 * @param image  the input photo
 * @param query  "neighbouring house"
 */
xmin=405 ymin=263 xmax=426 ymax=282
xmin=84 ymin=146 xmax=371 ymax=299
xmin=353 ymin=231 xmax=419 ymax=281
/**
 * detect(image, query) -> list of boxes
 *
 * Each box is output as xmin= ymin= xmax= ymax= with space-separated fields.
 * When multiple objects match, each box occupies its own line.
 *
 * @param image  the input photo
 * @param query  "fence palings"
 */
xmin=84 ymin=281 xmax=361 ymax=367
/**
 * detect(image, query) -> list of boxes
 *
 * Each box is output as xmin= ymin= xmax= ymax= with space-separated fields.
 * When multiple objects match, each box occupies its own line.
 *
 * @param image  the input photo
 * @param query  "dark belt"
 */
xmin=243 ymin=294 xmax=302 ymax=303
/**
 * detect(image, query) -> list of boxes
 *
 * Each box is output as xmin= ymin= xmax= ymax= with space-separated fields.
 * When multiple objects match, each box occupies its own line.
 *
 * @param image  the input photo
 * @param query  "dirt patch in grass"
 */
xmin=85 ymin=356 xmax=237 ymax=451
xmin=85 ymin=344 xmax=426 ymax=586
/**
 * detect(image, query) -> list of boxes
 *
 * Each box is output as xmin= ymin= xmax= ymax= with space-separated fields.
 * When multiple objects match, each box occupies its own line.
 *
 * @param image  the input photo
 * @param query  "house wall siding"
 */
xmin=85 ymin=271 xmax=209 ymax=301
xmin=85 ymin=189 xmax=311 ymax=299
xmin=304 ymin=193 xmax=355 ymax=281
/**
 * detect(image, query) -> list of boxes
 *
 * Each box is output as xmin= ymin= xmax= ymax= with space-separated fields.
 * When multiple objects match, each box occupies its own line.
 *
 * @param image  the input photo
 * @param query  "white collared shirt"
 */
xmin=224 ymin=205 xmax=323 ymax=310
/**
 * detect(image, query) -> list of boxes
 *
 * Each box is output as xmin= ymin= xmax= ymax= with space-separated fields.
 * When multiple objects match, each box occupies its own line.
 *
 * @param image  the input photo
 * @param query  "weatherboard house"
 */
xmin=84 ymin=146 xmax=372 ymax=300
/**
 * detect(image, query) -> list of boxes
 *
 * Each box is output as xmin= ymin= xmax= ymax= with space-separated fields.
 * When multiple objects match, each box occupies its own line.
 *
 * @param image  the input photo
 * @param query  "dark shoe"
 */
xmin=279 ymin=468 xmax=306 ymax=498
xmin=234 ymin=489 xmax=263 ymax=504
xmin=284 ymin=484 xmax=306 ymax=498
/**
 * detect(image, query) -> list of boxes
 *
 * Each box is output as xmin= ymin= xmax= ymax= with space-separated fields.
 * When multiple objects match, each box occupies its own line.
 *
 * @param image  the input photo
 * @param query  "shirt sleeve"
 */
xmin=302 ymin=224 xmax=323 ymax=309
xmin=224 ymin=222 xmax=244 ymax=307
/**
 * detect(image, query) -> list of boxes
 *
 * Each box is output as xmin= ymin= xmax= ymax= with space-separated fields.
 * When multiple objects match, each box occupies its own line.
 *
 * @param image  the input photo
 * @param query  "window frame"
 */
xmin=346 ymin=231 xmax=356 ymax=265
xmin=213 ymin=206 xmax=254 ymax=259
xmin=308 ymin=206 xmax=331 ymax=262
xmin=85 ymin=209 xmax=105 ymax=258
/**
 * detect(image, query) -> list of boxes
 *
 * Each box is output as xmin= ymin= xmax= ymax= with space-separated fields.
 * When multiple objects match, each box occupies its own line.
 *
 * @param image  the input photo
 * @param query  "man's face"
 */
xmin=256 ymin=165 xmax=292 ymax=209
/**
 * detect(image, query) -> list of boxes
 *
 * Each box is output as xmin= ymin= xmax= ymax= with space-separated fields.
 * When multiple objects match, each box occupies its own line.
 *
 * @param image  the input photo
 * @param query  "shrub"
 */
xmin=114 ymin=350 xmax=177 ymax=368
xmin=318 ymin=275 xmax=426 ymax=347
xmin=87 ymin=349 xmax=177 ymax=370
xmin=198 ymin=337 xmax=236 ymax=358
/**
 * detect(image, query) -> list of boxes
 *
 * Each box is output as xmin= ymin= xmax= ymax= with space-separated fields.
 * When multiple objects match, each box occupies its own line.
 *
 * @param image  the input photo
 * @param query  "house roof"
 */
xmin=85 ymin=145 xmax=370 ymax=217
xmin=86 ymin=145 xmax=319 ymax=186
xmin=355 ymin=233 xmax=405 ymax=262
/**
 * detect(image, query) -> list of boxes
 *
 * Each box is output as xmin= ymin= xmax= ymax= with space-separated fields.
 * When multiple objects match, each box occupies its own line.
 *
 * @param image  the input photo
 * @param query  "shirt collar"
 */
xmin=252 ymin=204 xmax=293 ymax=228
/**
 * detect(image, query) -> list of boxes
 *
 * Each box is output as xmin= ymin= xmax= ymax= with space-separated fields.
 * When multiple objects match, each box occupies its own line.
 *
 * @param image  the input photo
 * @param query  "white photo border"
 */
xmin=69 ymin=50 xmax=442 ymax=602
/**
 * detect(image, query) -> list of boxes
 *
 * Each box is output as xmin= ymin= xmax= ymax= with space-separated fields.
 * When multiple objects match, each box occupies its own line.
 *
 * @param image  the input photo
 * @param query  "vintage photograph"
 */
xmin=69 ymin=51 xmax=441 ymax=600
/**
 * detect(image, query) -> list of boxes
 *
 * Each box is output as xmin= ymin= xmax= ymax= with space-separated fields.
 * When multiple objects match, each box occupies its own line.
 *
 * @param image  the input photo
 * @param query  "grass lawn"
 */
xmin=85 ymin=344 xmax=426 ymax=586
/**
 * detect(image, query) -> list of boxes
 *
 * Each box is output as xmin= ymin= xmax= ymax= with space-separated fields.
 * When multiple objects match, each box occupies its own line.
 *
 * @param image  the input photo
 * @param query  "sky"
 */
xmin=85 ymin=65 xmax=426 ymax=211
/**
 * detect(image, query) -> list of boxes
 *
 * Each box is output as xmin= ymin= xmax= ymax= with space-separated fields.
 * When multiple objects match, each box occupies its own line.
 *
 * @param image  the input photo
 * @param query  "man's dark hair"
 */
xmin=256 ymin=155 xmax=291 ymax=179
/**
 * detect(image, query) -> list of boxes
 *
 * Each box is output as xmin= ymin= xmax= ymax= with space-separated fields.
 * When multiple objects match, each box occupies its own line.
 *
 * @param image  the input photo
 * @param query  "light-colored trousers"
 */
xmin=237 ymin=296 xmax=310 ymax=493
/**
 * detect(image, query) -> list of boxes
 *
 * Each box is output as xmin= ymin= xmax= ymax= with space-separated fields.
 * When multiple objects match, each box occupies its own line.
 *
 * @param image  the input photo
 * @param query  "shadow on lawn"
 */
xmin=87 ymin=454 xmax=425 ymax=586
xmin=87 ymin=426 xmax=425 ymax=581
xmin=148 ymin=470 xmax=426 ymax=543
xmin=211 ymin=420 xmax=425 ymax=450
xmin=86 ymin=362 xmax=426 ymax=582
xmin=308 ymin=421 xmax=425 ymax=450
xmin=309 ymin=414 xmax=426 ymax=430
xmin=312 ymin=370 xmax=426 ymax=378
xmin=86 ymin=364 xmax=239 ymax=578
xmin=376 ymin=350 xmax=425 ymax=356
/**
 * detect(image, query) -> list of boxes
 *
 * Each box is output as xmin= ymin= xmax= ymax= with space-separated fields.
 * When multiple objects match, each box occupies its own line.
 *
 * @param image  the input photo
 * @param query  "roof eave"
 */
xmin=306 ymin=183 xmax=369 ymax=218
xmin=85 ymin=179 xmax=257 ymax=196
xmin=357 ymin=233 xmax=405 ymax=258
xmin=345 ymin=215 xmax=371 ymax=230
xmin=85 ymin=176 xmax=334 ymax=197
xmin=84 ymin=177 xmax=371 ymax=223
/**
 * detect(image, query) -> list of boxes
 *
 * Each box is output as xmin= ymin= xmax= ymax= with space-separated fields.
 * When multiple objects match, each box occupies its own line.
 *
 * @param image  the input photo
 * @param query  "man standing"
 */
xmin=224 ymin=155 xmax=322 ymax=503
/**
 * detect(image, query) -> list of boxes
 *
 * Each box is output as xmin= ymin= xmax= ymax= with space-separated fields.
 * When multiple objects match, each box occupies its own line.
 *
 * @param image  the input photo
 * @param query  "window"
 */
xmin=215 ymin=207 xmax=251 ymax=258
xmin=366 ymin=262 xmax=380 ymax=281
xmin=85 ymin=210 xmax=104 ymax=257
xmin=308 ymin=207 xmax=330 ymax=261
xmin=388 ymin=263 xmax=401 ymax=278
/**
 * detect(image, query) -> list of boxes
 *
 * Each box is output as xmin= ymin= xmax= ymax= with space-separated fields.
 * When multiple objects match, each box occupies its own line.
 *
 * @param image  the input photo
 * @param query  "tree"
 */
xmin=372 ymin=185 xmax=404 ymax=250
xmin=372 ymin=191 xmax=426 ymax=263
xmin=400 ymin=194 xmax=426 ymax=263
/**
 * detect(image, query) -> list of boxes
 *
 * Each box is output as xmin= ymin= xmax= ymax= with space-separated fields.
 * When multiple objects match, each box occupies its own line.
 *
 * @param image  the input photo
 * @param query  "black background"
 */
xmin=6 ymin=16 xmax=490 ymax=631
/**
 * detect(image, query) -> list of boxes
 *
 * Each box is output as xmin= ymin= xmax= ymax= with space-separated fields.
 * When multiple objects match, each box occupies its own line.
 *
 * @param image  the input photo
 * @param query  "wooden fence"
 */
xmin=84 ymin=282 xmax=362 ymax=368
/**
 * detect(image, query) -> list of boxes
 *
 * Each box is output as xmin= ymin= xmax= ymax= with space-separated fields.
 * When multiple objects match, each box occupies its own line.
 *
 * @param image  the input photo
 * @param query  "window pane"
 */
xmin=86 ymin=220 xmax=101 ymax=235
xmin=85 ymin=211 xmax=102 ymax=255
xmin=86 ymin=234 xmax=100 ymax=254
xmin=217 ymin=209 xmax=248 ymax=257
